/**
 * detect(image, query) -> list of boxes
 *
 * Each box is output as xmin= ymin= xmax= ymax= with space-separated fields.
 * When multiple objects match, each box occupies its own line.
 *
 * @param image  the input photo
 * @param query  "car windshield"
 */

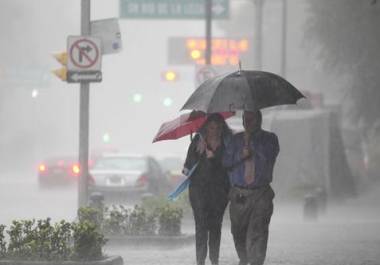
xmin=93 ymin=156 xmax=147 ymax=171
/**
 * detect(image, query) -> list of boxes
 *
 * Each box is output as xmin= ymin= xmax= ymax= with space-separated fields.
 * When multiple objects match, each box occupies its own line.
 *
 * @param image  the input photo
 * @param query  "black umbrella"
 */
xmin=181 ymin=70 xmax=305 ymax=113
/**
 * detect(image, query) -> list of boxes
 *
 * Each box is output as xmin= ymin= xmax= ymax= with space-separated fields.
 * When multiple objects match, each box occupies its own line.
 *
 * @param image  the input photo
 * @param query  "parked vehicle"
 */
xmin=159 ymin=156 xmax=185 ymax=189
xmin=89 ymin=153 xmax=170 ymax=200
xmin=38 ymin=157 xmax=81 ymax=188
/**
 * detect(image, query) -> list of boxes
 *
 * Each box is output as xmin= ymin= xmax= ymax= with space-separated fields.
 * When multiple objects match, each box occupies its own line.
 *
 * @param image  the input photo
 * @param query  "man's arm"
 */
xmin=265 ymin=133 xmax=280 ymax=161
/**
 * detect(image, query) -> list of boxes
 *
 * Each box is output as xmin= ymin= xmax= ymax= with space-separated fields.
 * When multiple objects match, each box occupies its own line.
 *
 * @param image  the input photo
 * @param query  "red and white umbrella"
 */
xmin=153 ymin=110 xmax=234 ymax=143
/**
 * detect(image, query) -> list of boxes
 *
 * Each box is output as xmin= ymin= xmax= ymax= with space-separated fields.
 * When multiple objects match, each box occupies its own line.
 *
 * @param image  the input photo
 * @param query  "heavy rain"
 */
xmin=0 ymin=0 xmax=379 ymax=265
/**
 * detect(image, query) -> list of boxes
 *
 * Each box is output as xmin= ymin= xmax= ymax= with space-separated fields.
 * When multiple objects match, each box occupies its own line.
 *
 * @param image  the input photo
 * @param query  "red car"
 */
xmin=37 ymin=157 xmax=82 ymax=188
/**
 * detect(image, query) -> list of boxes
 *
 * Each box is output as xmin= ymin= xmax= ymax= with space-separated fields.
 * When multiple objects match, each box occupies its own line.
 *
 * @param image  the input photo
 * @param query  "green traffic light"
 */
xmin=103 ymin=133 xmax=111 ymax=143
xmin=133 ymin=93 xmax=143 ymax=103
xmin=163 ymin=97 xmax=173 ymax=107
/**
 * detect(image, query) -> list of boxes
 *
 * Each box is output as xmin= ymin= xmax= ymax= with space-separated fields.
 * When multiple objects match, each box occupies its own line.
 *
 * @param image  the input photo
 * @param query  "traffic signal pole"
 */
xmin=78 ymin=0 xmax=91 ymax=208
xmin=205 ymin=0 xmax=212 ymax=65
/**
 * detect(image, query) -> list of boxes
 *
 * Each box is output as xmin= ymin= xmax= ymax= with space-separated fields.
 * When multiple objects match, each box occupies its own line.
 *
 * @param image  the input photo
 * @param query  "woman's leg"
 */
xmin=190 ymin=187 xmax=209 ymax=265
xmin=208 ymin=196 xmax=228 ymax=265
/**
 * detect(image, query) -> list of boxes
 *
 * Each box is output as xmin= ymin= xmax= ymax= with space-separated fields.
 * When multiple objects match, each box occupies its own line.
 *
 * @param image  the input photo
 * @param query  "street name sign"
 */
xmin=120 ymin=0 xmax=229 ymax=19
xmin=67 ymin=71 xmax=102 ymax=83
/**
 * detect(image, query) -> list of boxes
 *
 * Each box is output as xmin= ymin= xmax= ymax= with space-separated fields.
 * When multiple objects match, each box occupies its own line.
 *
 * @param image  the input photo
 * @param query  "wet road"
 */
xmin=1 ymin=172 xmax=380 ymax=265
xmin=105 ymin=211 xmax=380 ymax=265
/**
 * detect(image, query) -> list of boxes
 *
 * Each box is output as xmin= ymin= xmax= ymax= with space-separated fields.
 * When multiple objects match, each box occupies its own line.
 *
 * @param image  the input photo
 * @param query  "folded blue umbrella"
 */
xmin=168 ymin=162 xmax=199 ymax=201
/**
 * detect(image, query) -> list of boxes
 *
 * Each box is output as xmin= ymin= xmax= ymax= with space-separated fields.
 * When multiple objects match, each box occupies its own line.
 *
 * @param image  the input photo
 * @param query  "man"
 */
xmin=223 ymin=110 xmax=279 ymax=265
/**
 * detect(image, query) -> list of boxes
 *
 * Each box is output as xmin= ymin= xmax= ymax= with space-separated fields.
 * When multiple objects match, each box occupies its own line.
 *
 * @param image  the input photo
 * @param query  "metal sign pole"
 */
xmin=280 ymin=0 xmax=288 ymax=78
xmin=205 ymin=0 xmax=212 ymax=65
xmin=78 ymin=0 xmax=91 ymax=208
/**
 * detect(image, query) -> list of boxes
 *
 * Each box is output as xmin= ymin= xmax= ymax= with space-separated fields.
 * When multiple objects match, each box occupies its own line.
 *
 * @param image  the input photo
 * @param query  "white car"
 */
xmin=89 ymin=153 xmax=169 ymax=199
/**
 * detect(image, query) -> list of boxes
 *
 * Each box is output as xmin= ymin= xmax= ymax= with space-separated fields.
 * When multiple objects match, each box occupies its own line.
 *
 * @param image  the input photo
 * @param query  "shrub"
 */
xmin=72 ymin=221 xmax=106 ymax=261
xmin=50 ymin=220 xmax=72 ymax=260
xmin=0 ymin=225 xmax=6 ymax=258
xmin=6 ymin=219 xmax=36 ymax=259
xmin=157 ymin=204 xmax=183 ymax=236
xmin=126 ymin=205 xmax=156 ymax=236
xmin=142 ymin=193 xmax=191 ymax=216
xmin=77 ymin=207 xmax=103 ymax=229
xmin=34 ymin=218 xmax=54 ymax=260
xmin=1 ymin=217 xmax=106 ymax=261
xmin=103 ymin=205 xmax=129 ymax=236
xmin=101 ymin=202 xmax=184 ymax=237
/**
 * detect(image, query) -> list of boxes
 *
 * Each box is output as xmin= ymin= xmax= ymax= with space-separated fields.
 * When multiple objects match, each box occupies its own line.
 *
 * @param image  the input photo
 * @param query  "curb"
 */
xmin=0 ymin=256 xmax=124 ymax=265
xmin=106 ymin=234 xmax=195 ymax=247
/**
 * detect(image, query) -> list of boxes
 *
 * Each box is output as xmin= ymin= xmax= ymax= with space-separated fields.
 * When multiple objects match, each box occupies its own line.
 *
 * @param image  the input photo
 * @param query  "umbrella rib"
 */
xmin=206 ymin=72 xmax=236 ymax=113
xmin=241 ymin=71 xmax=255 ymax=110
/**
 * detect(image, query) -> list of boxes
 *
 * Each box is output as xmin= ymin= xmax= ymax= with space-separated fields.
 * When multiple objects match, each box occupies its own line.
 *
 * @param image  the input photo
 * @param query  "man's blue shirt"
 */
xmin=222 ymin=129 xmax=280 ymax=188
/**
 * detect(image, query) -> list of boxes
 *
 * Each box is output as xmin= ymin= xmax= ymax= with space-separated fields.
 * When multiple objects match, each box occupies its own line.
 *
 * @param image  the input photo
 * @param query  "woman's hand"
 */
xmin=206 ymin=148 xmax=215 ymax=158
xmin=196 ymin=136 xmax=207 ymax=154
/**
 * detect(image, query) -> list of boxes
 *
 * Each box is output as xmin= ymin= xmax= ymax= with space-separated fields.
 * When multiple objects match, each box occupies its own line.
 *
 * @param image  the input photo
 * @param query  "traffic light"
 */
xmin=190 ymin=49 xmax=202 ymax=60
xmin=162 ymin=70 xmax=178 ymax=82
xmin=31 ymin=89 xmax=39 ymax=99
xmin=52 ymin=52 xmax=68 ymax=81
xmin=163 ymin=97 xmax=173 ymax=107
xmin=102 ymin=133 xmax=111 ymax=144
xmin=132 ymin=93 xmax=143 ymax=103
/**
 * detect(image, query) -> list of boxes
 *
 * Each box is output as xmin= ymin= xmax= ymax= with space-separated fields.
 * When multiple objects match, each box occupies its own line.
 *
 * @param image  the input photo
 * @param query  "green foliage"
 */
xmin=0 ymin=225 xmax=6 ymax=258
xmin=77 ymin=207 xmax=103 ymax=229
xmin=5 ymin=218 xmax=72 ymax=261
xmin=34 ymin=218 xmax=54 ymax=260
xmin=102 ymin=201 xmax=185 ymax=237
xmin=305 ymin=0 xmax=380 ymax=125
xmin=6 ymin=219 xmax=36 ymax=259
xmin=72 ymin=221 xmax=106 ymax=261
xmin=103 ymin=205 xmax=129 ymax=235
xmin=50 ymin=221 xmax=72 ymax=260
xmin=1 ymin=217 xmax=105 ymax=261
xmin=0 ymin=202 xmax=186 ymax=262
xmin=157 ymin=204 xmax=183 ymax=236
xmin=141 ymin=193 xmax=191 ymax=217
xmin=126 ymin=205 xmax=157 ymax=236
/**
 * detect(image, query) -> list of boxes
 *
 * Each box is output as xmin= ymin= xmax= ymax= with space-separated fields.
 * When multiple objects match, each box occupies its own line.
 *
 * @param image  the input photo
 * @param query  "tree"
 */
xmin=305 ymin=0 xmax=380 ymax=127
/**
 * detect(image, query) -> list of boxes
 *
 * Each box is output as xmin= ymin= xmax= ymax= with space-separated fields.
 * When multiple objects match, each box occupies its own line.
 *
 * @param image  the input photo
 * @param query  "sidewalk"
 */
xmin=105 ymin=187 xmax=380 ymax=265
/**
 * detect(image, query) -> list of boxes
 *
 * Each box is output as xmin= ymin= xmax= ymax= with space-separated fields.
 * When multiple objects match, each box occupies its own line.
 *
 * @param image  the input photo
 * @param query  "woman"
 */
xmin=183 ymin=113 xmax=232 ymax=265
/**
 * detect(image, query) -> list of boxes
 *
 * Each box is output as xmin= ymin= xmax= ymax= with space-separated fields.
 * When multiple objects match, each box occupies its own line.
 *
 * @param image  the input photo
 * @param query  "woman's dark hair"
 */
xmin=206 ymin=113 xmax=225 ymax=124
xmin=198 ymin=113 xmax=232 ymax=139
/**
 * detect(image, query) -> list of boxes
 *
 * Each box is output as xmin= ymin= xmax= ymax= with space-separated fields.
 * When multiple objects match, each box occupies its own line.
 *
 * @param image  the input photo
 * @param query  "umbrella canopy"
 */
xmin=181 ymin=70 xmax=305 ymax=113
xmin=152 ymin=110 xmax=234 ymax=143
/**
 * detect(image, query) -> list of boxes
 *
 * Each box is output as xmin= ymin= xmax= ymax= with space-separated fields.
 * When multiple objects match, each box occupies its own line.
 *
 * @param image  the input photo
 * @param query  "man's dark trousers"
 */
xmin=229 ymin=185 xmax=274 ymax=265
